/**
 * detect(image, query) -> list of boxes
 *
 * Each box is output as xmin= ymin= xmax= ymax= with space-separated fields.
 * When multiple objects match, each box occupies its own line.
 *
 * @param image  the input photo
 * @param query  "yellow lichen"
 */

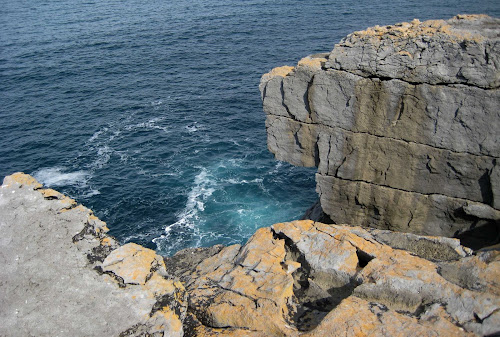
xmin=39 ymin=188 xmax=62 ymax=199
xmin=348 ymin=15 xmax=486 ymax=43
xmin=264 ymin=65 xmax=294 ymax=79
xmin=3 ymin=172 xmax=43 ymax=189
xmin=297 ymin=56 xmax=327 ymax=69
xmin=398 ymin=51 xmax=413 ymax=58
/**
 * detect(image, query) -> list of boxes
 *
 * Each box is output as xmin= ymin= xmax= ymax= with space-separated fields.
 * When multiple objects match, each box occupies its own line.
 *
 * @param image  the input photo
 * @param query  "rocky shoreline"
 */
xmin=1 ymin=14 xmax=500 ymax=337
xmin=1 ymin=173 xmax=499 ymax=336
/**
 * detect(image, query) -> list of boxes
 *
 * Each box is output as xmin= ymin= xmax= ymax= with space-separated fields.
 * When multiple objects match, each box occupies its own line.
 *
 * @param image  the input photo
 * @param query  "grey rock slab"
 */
xmin=304 ymin=69 xmax=499 ymax=157
xmin=265 ymin=115 xmax=319 ymax=168
xmin=267 ymin=115 xmax=498 ymax=204
xmin=365 ymin=228 xmax=473 ymax=261
xmin=325 ymin=15 xmax=500 ymax=89
xmin=0 ymin=174 xmax=183 ymax=337
xmin=272 ymin=221 xmax=359 ymax=289
xmin=261 ymin=15 xmax=500 ymax=243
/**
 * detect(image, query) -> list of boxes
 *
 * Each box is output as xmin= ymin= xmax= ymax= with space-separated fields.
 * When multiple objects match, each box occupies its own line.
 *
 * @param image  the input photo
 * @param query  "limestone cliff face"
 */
xmin=260 ymin=15 xmax=500 ymax=242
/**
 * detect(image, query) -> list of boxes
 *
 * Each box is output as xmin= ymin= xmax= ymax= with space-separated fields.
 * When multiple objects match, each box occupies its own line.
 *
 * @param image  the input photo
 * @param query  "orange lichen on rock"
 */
xmin=148 ymin=307 xmax=184 ymax=337
xmin=1 ymin=172 xmax=43 ymax=189
xmin=349 ymin=15 xmax=486 ymax=43
xmin=303 ymin=296 xmax=474 ymax=337
xmin=102 ymin=242 xmax=164 ymax=285
xmin=261 ymin=65 xmax=295 ymax=83
xmin=268 ymin=65 xmax=294 ymax=77
xmin=186 ymin=227 xmax=298 ymax=335
xmin=39 ymin=188 xmax=77 ymax=209
xmin=297 ymin=56 xmax=326 ymax=70
xmin=39 ymin=188 xmax=63 ymax=199
xmin=143 ymin=273 xmax=177 ymax=297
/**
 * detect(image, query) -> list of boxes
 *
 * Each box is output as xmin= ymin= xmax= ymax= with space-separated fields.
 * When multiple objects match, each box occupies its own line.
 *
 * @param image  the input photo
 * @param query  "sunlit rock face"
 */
xmin=0 ymin=173 xmax=186 ymax=337
xmin=1 ymin=174 xmax=499 ymax=336
xmin=260 ymin=15 xmax=500 ymax=246
xmin=166 ymin=219 xmax=499 ymax=336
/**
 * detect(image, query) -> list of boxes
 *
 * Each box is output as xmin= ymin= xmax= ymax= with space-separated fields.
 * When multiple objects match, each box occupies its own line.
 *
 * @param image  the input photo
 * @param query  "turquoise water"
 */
xmin=1 ymin=0 xmax=499 ymax=256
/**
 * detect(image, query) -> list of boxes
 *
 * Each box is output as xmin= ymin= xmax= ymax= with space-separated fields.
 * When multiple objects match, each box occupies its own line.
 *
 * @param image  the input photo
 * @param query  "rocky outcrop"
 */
xmin=260 ymin=15 xmax=500 ymax=246
xmin=0 ymin=173 xmax=186 ymax=337
xmin=1 ymin=173 xmax=499 ymax=336
xmin=3 ymin=14 xmax=500 ymax=337
xmin=166 ymin=219 xmax=500 ymax=336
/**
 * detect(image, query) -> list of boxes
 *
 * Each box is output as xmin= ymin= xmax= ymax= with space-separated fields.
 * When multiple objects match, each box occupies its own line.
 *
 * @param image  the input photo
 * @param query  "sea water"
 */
xmin=1 ymin=0 xmax=499 ymax=256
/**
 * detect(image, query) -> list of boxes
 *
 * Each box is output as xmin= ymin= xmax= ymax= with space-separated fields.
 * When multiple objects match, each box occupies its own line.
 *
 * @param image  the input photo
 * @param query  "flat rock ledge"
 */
xmin=1 ymin=173 xmax=500 ymax=336
xmin=0 ymin=173 xmax=186 ymax=337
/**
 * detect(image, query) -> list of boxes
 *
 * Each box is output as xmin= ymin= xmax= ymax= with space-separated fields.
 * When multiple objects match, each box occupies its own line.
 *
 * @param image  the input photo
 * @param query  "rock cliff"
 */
xmin=2 ymin=14 xmax=500 ymax=337
xmin=260 ymin=15 xmax=500 ymax=247
xmin=1 ymin=173 xmax=499 ymax=336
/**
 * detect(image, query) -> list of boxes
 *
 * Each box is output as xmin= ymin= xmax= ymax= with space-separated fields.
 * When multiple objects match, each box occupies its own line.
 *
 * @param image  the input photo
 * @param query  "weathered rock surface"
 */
xmin=165 ymin=219 xmax=499 ymax=336
xmin=0 ymin=173 xmax=185 ymax=337
xmin=1 ymin=173 xmax=499 ymax=336
xmin=260 ymin=15 xmax=500 ymax=244
xmin=326 ymin=14 xmax=500 ymax=89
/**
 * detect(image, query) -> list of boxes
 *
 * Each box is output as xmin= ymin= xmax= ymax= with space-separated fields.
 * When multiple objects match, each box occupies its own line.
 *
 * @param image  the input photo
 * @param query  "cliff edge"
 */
xmin=0 ymin=173 xmax=186 ymax=337
xmin=260 ymin=15 xmax=500 ymax=247
xmin=1 ymin=173 xmax=500 ymax=336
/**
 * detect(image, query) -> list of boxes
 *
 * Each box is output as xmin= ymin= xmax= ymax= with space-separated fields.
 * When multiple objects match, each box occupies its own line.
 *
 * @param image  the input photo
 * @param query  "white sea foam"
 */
xmin=227 ymin=158 xmax=242 ymax=167
xmin=81 ymin=189 xmax=101 ymax=198
xmin=92 ymin=146 xmax=112 ymax=169
xmin=117 ymin=151 xmax=129 ymax=162
xmin=156 ymin=167 xmax=216 ymax=248
xmin=108 ymin=130 xmax=121 ymax=141
xmin=33 ymin=167 xmax=90 ymax=188
xmin=269 ymin=161 xmax=283 ymax=175
xmin=88 ymin=127 xmax=109 ymax=143
xmin=185 ymin=125 xmax=198 ymax=133
xmin=179 ymin=168 xmax=216 ymax=223
xmin=125 ymin=117 xmax=168 ymax=133
xmin=226 ymin=178 xmax=263 ymax=185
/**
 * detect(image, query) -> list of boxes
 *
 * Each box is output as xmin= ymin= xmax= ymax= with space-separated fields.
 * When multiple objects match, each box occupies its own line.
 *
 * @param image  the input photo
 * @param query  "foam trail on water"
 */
xmin=88 ymin=127 xmax=108 ymax=143
xmin=33 ymin=167 xmax=89 ymax=187
xmin=177 ymin=167 xmax=216 ymax=226
xmin=33 ymin=167 xmax=101 ymax=197
xmin=153 ymin=167 xmax=216 ymax=252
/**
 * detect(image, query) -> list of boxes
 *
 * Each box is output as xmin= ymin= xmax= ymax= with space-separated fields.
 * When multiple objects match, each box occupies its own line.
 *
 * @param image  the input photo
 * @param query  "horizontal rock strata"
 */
xmin=260 ymin=15 xmax=500 ymax=242
xmin=1 ymin=173 xmax=499 ymax=336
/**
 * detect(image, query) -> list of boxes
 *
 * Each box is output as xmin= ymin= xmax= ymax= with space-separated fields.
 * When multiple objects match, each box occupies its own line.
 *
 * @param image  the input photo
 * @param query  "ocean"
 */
xmin=1 ymin=0 xmax=499 ymax=256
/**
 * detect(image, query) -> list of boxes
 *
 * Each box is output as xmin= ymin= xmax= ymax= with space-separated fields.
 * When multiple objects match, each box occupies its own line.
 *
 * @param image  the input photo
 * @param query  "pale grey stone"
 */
xmin=326 ymin=15 xmax=500 ymax=89
xmin=0 ymin=174 xmax=185 ymax=337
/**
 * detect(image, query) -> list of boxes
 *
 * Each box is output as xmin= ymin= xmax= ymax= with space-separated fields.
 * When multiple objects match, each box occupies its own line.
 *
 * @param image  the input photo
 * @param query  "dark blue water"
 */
xmin=1 ymin=0 xmax=499 ymax=256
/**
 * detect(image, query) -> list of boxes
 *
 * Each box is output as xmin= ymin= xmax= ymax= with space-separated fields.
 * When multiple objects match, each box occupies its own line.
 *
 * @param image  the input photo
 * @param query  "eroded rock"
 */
xmin=260 ymin=15 xmax=500 ymax=246
xmin=166 ymin=219 xmax=499 ymax=336
xmin=2 ymin=173 xmax=499 ymax=336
